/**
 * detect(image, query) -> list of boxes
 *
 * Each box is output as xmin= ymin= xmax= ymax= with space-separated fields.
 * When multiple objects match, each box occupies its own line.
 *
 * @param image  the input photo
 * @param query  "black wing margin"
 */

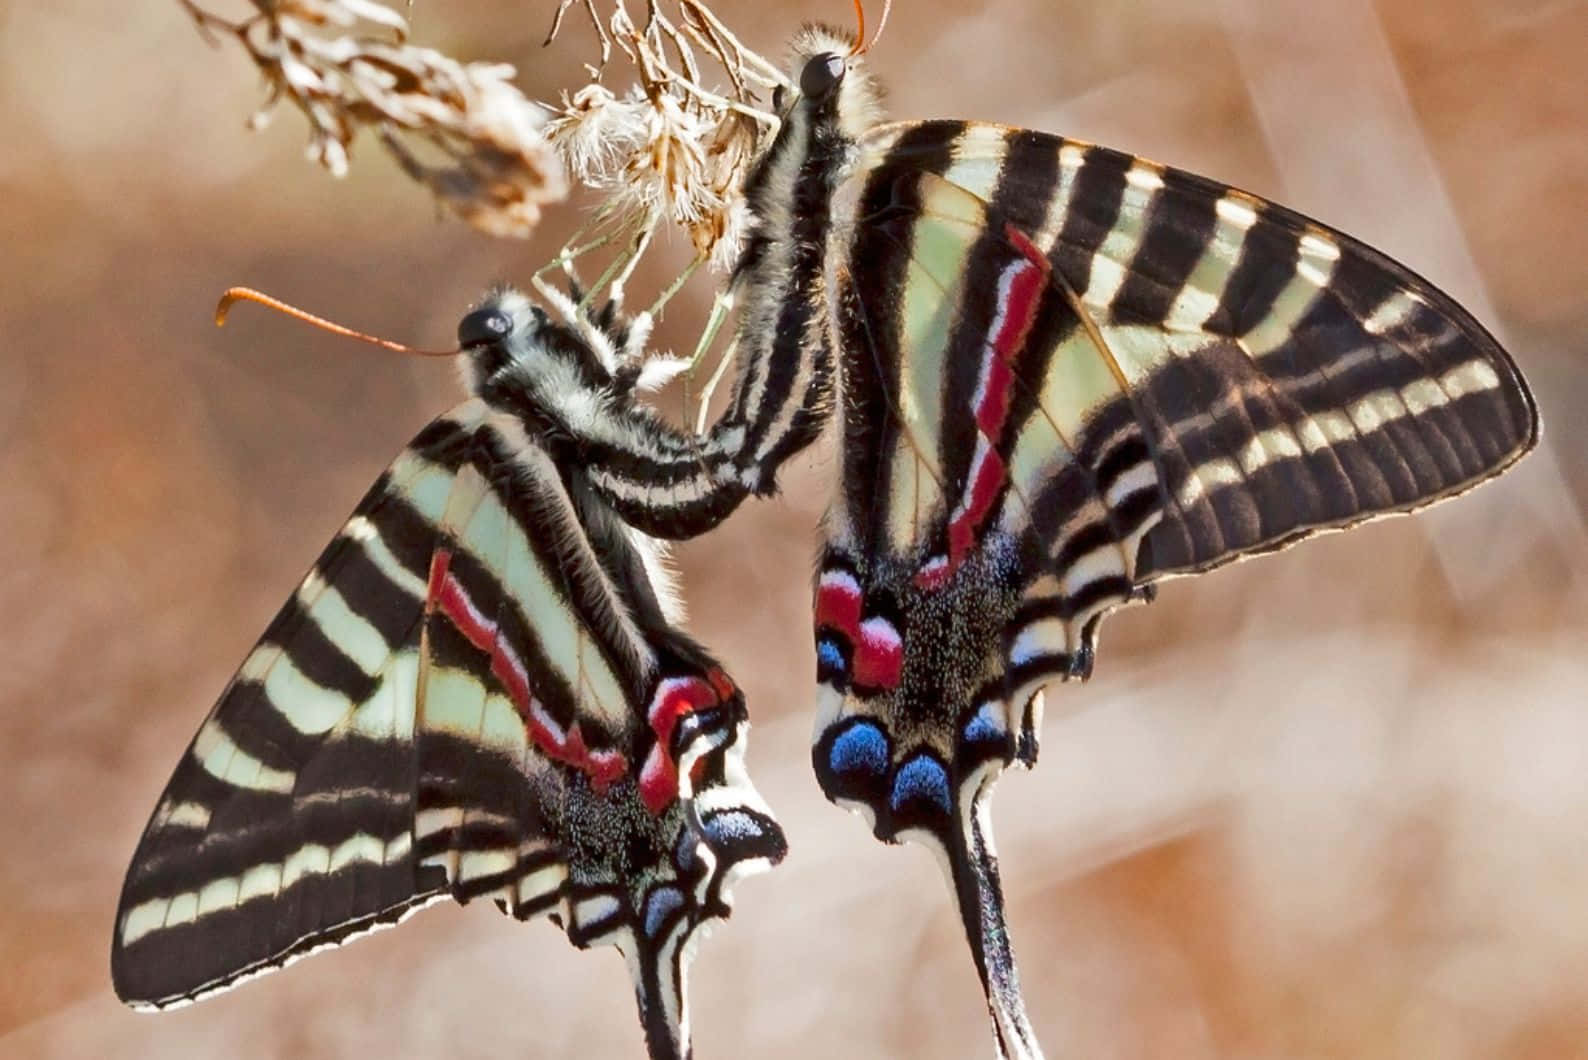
xmin=112 ymin=402 xmax=484 ymax=1008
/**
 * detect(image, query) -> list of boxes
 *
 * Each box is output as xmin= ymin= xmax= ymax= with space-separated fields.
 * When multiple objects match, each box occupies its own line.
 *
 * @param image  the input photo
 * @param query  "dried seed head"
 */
xmin=546 ymin=84 xmax=652 ymax=189
xmin=182 ymin=0 xmax=565 ymax=237
xmin=540 ymin=1 xmax=789 ymax=279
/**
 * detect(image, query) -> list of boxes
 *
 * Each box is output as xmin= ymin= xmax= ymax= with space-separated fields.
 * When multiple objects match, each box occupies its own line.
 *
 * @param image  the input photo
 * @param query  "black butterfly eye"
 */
xmin=799 ymin=52 xmax=846 ymax=102
xmin=457 ymin=307 xmax=512 ymax=348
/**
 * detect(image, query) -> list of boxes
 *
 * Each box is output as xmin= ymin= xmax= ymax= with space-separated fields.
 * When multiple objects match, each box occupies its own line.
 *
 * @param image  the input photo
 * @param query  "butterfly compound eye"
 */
xmin=799 ymin=52 xmax=846 ymax=102
xmin=457 ymin=307 xmax=512 ymax=348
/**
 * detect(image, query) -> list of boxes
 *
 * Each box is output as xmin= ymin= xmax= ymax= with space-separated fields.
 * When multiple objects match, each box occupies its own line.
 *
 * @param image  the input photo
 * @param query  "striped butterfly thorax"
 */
xmin=112 ymin=287 xmax=786 ymax=1060
xmin=717 ymin=24 xmax=1540 ymax=1059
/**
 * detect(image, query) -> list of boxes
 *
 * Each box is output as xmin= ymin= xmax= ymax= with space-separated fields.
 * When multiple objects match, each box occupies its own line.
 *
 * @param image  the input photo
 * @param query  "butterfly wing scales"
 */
xmin=929 ymin=122 xmax=1530 ymax=556
xmin=815 ymin=118 xmax=1538 ymax=1060
xmin=112 ymin=400 xmax=487 ymax=1008
xmin=413 ymin=419 xmax=639 ymax=921
xmin=837 ymin=120 xmax=1536 ymax=678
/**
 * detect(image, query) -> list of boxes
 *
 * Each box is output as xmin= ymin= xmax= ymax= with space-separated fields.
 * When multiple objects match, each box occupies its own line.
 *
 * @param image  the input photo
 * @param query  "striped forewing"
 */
xmin=826 ymin=120 xmax=1537 ymax=686
xmin=111 ymin=402 xmax=655 ymax=1008
xmin=112 ymin=401 xmax=483 ymax=1007
xmin=411 ymin=423 xmax=653 ymax=919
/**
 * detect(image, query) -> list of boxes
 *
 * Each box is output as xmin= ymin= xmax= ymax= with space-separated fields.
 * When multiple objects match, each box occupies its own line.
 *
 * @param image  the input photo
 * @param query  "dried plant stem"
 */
xmin=543 ymin=0 xmax=784 ymax=286
xmin=538 ymin=206 xmax=636 ymax=283
xmin=579 ymin=211 xmax=659 ymax=311
xmin=185 ymin=0 xmax=801 ymax=433
xmin=644 ymin=251 xmax=707 ymax=320
xmin=689 ymin=290 xmax=738 ymax=433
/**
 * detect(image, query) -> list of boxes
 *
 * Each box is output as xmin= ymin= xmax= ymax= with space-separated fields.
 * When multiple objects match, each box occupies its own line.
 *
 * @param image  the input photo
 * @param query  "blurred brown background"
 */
xmin=3 ymin=0 xmax=1586 ymax=1057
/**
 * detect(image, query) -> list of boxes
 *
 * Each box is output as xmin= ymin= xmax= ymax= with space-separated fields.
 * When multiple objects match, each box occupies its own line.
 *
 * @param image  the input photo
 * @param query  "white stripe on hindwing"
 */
xmin=241 ymin=647 xmax=355 ymax=737
xmin=882 ymin=128 xmax=1013 ymax=553
xmin=1363 ymin=290 xmax=1423 ymax=336
xmin=187 ymin=404 xmax=482 ymax=792
xmin=294 ymin=571 xmax=389 ymax=675
xmin=993 ymin=140 xmax=1088 ymax=543
xmin=342 ymin=514 xmax=428 ymax=600
xmin=421 ymin=667 xmax=529 ymax=757
xmin=1240 ymin=227 xmax=1342 ymax=359
xmin=192 ymin=718 xmax=295 ymax=794
xmin=1172 ymin=356 xmax=1505 ymax=509
xmin=118 ymin=831 xmax=415 ymax=947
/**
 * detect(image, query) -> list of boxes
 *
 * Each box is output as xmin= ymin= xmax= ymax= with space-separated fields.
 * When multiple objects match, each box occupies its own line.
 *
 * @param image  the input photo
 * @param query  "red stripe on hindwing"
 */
xmin=916 ymin=223 xmax=1051 ymax=590
xmin=638 ymin=673 xmax=725 ymax=814
xmin=975 ymin=355 xmax=1015 ymax=436
xmin=815 ymin=569 xmax=864 ymax=635
xmin=427 ymin=546 xmax=628 ymax=792
xmin=815 ymin=569 xmax=903 ymax=692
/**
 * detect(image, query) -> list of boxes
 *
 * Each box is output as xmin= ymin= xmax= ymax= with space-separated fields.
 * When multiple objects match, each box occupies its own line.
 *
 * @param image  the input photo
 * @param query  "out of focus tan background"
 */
xmin=3 ymin=0 xmax=1586 ymax=1057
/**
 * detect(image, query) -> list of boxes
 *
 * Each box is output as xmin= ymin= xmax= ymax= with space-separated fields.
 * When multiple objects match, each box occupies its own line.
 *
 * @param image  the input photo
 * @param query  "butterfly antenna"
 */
xmin=850 ymin=0 xmax=893 ymax=55
xmin=214 ymin=287 xmax=456 ymax=357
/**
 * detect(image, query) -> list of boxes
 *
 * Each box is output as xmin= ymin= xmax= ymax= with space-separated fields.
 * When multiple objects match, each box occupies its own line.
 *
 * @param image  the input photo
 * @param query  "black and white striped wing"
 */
xmin=408 ymin=418 xmax=785 ymax=1059
xmin=811 ymin=119 xmax=1536 ymax=1059
xmin=113 ymin=400 xmax=483 ymax=1008
xmin=114 ymin=401 xmax=783 ymax=1058
xmin=825 ymin=120 xmax=1537 ymax=692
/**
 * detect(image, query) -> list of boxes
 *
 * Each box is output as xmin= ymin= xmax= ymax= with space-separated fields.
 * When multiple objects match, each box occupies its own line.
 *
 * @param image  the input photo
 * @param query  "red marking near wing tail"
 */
xmin=852 ymin=616 xmax=903 ymax=690
xmin=426 ymin=547 xmax=629 ymax=793
xmin=706 ymin=666 xmax=737 ymax=702
xmin=815 ymin=571 xmax=864 ymax=635
xmin=814 ymin=568 xmax=903 ymax=691
xmin=915 ymin=556 xmax=951 ymax=591
xmin=638 ymin=675 xmax=722 ymax=814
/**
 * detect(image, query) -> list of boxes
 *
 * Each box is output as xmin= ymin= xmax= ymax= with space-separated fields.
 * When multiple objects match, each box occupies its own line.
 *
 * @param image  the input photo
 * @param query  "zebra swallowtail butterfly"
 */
xmin=111 ymin=286 xmax=785 ymax=1060
xmin=691 ymin=22 xmax=1539 ymax=1060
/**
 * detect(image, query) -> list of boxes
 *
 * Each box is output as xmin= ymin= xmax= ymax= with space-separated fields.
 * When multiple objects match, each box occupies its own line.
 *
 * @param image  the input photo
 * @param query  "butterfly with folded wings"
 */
xmin=689 ymin=22 xmax=1537 ymax=1060
xmin=111 ymin=288 xmax=786 ymax=1060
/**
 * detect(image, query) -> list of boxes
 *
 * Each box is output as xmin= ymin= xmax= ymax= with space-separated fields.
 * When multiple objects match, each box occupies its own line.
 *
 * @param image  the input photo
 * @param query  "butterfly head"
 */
xmin=773 ymin=25 xmax=883 ymax=140
xmin=456 ymin=284 xmax=644 ymax=401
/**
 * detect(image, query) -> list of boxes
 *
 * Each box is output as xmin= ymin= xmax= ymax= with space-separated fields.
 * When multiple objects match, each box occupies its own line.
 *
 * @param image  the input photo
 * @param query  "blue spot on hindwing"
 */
xmin=644 ymin=886 xmax=686 ymax=937
xmin=816 ymin=638 xmax=847 ymax=680
xmin=889 ymin=754 xmax=952 ymax=816
xmin=828 ymin=719 xmax=890 ymax=780
xmin=956 ymin=702 xmax=1018 ymax=769
xmin=963 ymin=705 xmax=1004 ymax=745
xmin=674 ymin=828 xmax=700 ymax=874
xmin=700 ymin=809 xmax=789 ymax=866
